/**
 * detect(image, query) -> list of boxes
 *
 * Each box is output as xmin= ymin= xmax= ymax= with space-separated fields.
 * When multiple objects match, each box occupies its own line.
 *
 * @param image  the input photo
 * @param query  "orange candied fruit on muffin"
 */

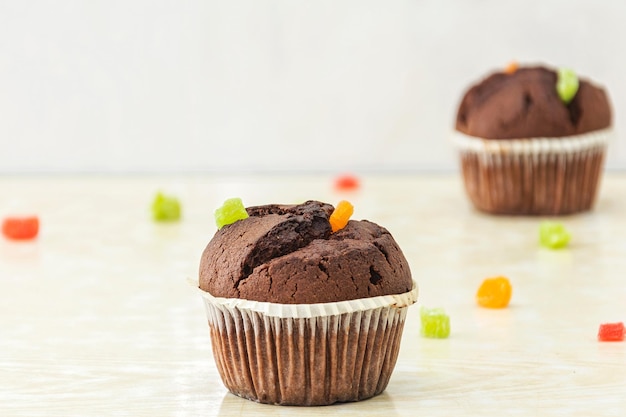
xmin=504 ymin=61 xmax=519 ymax=74
xmin=329 ymin=200 xmax=354 ymax=232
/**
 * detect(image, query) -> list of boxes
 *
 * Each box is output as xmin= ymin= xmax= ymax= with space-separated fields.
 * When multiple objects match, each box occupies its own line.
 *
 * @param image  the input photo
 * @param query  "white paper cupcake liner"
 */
xmin=450 ymin=129 xmax=613 ymax=215
xmin=198 ymin=281 xmax=418 ymax=406
xmin=451 ymin=128 xmax=613 ymax=156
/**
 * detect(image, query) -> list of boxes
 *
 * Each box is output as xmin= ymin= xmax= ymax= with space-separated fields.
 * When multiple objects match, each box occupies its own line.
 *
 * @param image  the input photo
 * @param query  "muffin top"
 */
xmin=199 ymin=200 xmax=413 ymax=304
xmin=455 ymin=66 xmax=611 ymax=139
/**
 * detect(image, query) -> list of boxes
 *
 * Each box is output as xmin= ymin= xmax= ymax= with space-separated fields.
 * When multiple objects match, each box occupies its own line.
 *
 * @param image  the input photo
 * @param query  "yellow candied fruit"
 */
xmin=329 ymin=200 xmax=354 ymax=232
xmin=476 ymin=276 xmax=512 ymax=309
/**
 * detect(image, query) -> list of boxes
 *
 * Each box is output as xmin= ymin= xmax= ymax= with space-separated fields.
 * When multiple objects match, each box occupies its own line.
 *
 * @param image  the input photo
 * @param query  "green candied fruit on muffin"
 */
xmin=556 ymin=68 xmax=579 ymax=104
xmin=539 ymin=221 xmax=571 ymax=249
xmin=214 ymin=198 xmax=249 ymax=229
xmin=152 ymin=192 xmax=181 ymax=222
xmin=420 ymin=306 xmax=450 ymax=339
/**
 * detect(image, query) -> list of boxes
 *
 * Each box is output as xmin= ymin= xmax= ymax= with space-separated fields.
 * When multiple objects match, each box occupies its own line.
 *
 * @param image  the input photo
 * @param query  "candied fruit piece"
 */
xmin=215 ymin=198 xmax=249 ymax=229
xmin=2 ymin=216 xmax=39 ymax=240
xmin=329 ymin=200 xmax=354 ymax=232
xmin=151 ymin=192 xmax=181 ymax=222
xmin=334 ymin=174 xmax=360 ymax=191
xmin=476 ymin=276 xmax=512 ymax=309
xmin=420 ymin=307 xmax=450 ymax=339
xmin=504 ymin=61 xmax=518 ymax=74
xmin=598 ymin=322 xmax=625 ymax=342
xmin=539 ymin=221 xmax=571 ymax=249
xmin=556 ymin=68 xmax=579 ymax=104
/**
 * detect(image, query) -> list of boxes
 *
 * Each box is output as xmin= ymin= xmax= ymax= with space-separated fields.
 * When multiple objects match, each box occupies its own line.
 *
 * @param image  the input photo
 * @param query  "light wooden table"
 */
xmin=1 ymin=174 xmax=625 ymax=416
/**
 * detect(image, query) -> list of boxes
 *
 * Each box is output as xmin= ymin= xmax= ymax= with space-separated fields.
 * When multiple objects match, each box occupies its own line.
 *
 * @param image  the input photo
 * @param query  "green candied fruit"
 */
xmin=151 ymin=192 xmax=181 ymax=222
xmin=420 ymin=306 xmax=450 ymax=339
xmin=215 ymin=198 xmax=249 ymax=229
xmin=539 ymin=221 xmax=571 ymax=249
xmin=556 ymin=68 xmax=579 ymax=104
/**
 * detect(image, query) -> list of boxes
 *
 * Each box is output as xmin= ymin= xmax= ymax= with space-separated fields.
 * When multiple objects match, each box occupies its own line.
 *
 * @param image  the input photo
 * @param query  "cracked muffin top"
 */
xmin=455 ymin=66 xmax=611 ymax=139
xmin=199 ymin=200 xmax=413 ymax=304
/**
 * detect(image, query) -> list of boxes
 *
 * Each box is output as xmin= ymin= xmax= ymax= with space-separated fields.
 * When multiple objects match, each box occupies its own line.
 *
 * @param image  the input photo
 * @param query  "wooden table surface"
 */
xmin=1 ymin=174 xmax=625 ymax=416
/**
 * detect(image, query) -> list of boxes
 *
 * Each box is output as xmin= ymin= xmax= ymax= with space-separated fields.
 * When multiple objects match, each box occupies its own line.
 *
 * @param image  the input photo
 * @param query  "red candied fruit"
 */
xmin=334 ymin=174 xmax=360 ymax=191
xmin=598 ymin=322 xmax=625 ymax=342
xmin=2 ymin=216 xmax=40 ymax=240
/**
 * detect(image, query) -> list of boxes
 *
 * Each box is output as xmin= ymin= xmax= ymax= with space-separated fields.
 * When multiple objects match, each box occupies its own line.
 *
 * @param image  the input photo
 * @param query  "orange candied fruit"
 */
xmin=476 ymin=276 xmax=512 ymax=308
xmin=504 ymin=61 xmax=519 ymax=74
xmin=329 ymin=200 xmax=354 ymax=232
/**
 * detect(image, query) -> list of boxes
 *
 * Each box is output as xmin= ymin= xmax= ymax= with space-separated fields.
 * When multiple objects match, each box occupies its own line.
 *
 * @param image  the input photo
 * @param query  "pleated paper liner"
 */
xmin=197 ymin=281 xmax=418 ymax=406
xmin=450 ymin=128 xmax=614 ymax=215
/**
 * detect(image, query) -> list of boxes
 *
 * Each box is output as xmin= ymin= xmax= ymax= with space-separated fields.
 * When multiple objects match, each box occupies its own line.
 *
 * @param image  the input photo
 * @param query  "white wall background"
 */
xmin=0 ymin=0 xmax=624 ymax=174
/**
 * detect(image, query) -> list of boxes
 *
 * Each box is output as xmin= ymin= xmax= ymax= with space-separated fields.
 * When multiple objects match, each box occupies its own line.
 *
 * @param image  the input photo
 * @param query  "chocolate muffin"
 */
xmin=452 ymin=65 xmax=613 ymax=215
xmin=198 ymin=200 xmax=417 ymax=406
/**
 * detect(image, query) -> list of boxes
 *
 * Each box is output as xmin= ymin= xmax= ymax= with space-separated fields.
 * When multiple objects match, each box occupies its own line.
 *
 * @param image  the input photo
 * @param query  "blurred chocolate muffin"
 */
xmin=452 ymin=64 xmax=613 ymax=215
